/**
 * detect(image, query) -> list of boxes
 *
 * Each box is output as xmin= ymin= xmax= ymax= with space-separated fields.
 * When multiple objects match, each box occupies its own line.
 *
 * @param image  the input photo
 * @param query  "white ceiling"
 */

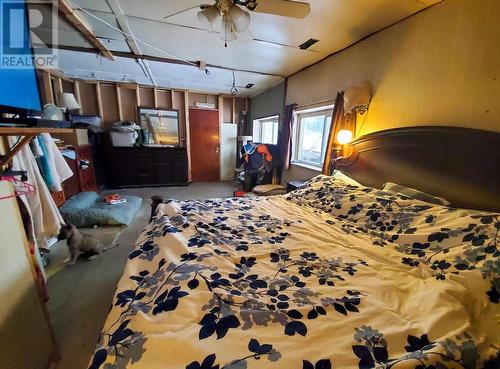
xmin=48 ymin=0 xmax=441 ymax=96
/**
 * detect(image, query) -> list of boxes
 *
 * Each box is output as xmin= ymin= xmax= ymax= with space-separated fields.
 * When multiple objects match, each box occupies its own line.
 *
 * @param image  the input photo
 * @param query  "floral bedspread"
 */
xmin=89 ymin=175 xmax=499 ymax=369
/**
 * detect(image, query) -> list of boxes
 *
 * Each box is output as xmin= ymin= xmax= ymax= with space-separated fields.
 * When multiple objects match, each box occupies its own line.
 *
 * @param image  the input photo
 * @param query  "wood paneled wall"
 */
xmin=37 ymin=70 xmax=248 ymax=181
xmin=100 ymin=84 xmax=120 ymax=126
xmin=77 ymin=81 xmax=99 ymax=115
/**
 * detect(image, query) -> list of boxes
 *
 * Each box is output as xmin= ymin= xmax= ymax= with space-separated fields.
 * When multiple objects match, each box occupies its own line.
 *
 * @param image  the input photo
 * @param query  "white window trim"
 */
xmin=291 ymin=161 xmax=322 ymax=172
xmin=291 ymin=105 xmax=334 ymax=169
xmin=252 ymin=114 xmax=279 ymax=144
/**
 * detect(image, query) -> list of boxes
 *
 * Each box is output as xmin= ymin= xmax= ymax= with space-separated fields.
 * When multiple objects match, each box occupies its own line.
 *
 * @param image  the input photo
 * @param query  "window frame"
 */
xmin=292 ymin=105 xmax=334 ymax=169
xmin=252 ymin=114 xmax=280 ymax=145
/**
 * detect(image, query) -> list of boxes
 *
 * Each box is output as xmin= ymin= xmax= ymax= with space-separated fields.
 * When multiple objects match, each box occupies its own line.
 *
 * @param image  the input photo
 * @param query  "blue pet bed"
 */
xmin=59 ymin=192 xmax=142 ymax=227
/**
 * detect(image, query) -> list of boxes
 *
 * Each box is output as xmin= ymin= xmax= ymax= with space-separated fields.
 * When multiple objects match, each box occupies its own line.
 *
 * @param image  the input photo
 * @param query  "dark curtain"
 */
xmin=277 ymin=103 xmax=297 ymax=182
xmin=322 ymin=92 xmax=344 ymax=175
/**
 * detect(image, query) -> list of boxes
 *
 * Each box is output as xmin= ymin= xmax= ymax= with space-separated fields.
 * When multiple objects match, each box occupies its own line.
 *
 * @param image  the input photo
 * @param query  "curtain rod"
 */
xmin=294 ymin=98 xmax=336 ymax=111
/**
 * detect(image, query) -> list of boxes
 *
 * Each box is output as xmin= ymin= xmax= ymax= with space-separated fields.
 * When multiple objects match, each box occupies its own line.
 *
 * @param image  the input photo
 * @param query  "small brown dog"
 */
xmin=57 ymin=224 xmax=110 ymax=265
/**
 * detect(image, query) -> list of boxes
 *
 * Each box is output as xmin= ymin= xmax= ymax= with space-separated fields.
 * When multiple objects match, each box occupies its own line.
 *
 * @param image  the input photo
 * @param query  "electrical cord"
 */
xmin=230 ymin=69 xmax=238 ymax=95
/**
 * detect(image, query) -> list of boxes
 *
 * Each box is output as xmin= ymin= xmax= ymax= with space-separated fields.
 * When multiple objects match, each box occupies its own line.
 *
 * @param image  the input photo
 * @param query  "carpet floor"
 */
xmin=47 ymin=182 xmax=236 ymax=369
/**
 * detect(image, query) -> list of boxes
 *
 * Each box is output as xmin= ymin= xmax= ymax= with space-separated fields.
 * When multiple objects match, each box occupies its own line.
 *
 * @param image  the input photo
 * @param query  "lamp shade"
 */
xmin=58 ymin=93 xmax=81 ymax=110
xmin=220 ymin=14 xmax=237 ymax=42
xmin=228 ymin=5 xmax=250 ymax=33
xmin=197 ymin=5 xmax=219 ymax=31
xmin=344 ymin=81 xmax=372 ymax=115
xmin=336 ymin=129 xmax=353 ymax=145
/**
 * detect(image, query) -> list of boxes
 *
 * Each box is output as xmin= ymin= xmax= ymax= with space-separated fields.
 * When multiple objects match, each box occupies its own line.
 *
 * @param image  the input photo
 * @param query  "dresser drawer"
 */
xmin=50 ymin=191 xmax=65 ymax=207
xmin=106 ymin=145 xmax=188 ymax=187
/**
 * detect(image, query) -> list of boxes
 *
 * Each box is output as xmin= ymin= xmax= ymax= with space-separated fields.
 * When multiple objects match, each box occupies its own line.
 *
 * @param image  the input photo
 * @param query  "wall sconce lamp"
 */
xmin=334 ymin=129 xmax=353 ymax=152
xmin=332 ymin=129 xmax=354 ymax=170
xmin=336 ymin=129 xmax=353 ymax=145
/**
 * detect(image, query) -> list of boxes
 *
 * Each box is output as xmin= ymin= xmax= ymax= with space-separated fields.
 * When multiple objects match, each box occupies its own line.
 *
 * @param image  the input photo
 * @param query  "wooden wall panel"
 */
xmin=119 ymin=87 xmax=138 ymax=122
xmin=223 ymin=97 xmax=233 ymax=123
xmin=52 ymin=78 xmax=63 ymax=105
xmin=156 ymin=89 xmax=172 ymax=109
xmin=206 ymin=94 xmax=218 ymax=107
xmin=139 ymin=87 xmax=154 ymax=107
xmin=37 ymin=71 xmax=54 ymax=105
xmin=61 ymin=80 xmax=74 ymax=93
xmin=100 ymin=84 xmax=120 ymax=129
xmin=235 ymin=97 xmax=247 ymax=117
xmin=189 ymin=92 xmax=218 ymax=108
xmin=172 ymin=91 xmax=186 ymax=147
xmin=78 ymin=82 xmax=98 ymax=116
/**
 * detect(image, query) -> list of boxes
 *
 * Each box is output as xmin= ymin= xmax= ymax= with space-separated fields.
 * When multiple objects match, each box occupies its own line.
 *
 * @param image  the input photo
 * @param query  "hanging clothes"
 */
xmin=36 ymin=133 xmax=73 ymax=192
xmin=36 ymin=136 xmax=56 ymax=190
xmin=256 ymin=144 xmax=272 ymax=162
xmin=9 ymin=136 xmax=65 ymax=250
xmin=30 ymin=138 xmax=43 ymax=158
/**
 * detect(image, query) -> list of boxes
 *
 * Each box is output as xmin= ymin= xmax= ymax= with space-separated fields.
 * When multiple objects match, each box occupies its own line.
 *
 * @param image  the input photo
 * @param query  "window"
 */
xmin=252 ymin=115 xmax=279 ymax=144
xmin=293 ymin=106 xmax=333 ymax=168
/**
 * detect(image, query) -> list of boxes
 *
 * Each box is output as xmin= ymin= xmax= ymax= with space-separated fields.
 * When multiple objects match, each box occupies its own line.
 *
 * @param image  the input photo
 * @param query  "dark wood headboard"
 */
xmin=335 ymin=126 xmax=500 ymax=212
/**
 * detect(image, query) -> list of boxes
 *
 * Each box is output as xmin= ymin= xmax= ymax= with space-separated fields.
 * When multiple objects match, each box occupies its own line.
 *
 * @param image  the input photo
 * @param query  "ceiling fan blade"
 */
xmin=254 ymin=0 xmax=310 ymax=19
xmin=163 ymin=4 xmax=205 ymax=19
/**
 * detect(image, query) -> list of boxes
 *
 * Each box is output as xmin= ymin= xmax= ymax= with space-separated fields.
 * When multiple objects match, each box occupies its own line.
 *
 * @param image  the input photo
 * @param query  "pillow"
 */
xmin=382 ymin=182 xmax=450 ymax=206
xmin=331 ymin=170 xmax=363 ymax=187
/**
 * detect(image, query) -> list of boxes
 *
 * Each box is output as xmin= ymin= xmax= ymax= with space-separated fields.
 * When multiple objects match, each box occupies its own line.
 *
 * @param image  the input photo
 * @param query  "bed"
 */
xmin=89 ymin=127 xmax=500 ymax=369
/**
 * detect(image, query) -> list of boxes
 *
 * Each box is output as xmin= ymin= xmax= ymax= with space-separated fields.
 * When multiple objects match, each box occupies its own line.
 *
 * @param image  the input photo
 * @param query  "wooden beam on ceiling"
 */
xmin=106 ymin=0 xmax=157 ymax=86
xmin=106 ymin=0 xmax=140 ymax=55
xmin=49 ymin=44 xmax=285 ymax=78
xmin=57 ymin=0 xmax=114 ymax=61
xmin=37 ymin=67 xmax=72 ymax=82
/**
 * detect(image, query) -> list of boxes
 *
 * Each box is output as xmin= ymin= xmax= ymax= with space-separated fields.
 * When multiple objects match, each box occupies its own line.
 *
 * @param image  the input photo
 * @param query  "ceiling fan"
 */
xmin=196 ymin=0 xmax=311 ymax=46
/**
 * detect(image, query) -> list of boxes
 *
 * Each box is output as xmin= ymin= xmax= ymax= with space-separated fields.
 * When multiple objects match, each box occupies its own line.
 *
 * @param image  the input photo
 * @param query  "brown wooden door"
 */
xmin=189 ymin=108 xmax=220 ymax=181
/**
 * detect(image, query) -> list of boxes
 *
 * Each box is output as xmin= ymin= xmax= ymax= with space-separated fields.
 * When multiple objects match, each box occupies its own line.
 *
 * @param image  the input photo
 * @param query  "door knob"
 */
xmin=215 ymin=147 xmax=220 ymax=153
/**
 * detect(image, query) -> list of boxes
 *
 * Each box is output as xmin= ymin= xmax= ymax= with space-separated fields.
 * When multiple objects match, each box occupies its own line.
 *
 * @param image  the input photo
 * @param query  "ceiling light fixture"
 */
xmin=228 ymin=4 xmax=251 ymax=33
xmin=220 ymin=13 xmax=237 ymax=47
xmin=197 ymin=5 xmax=219 ymax=31
xmin=197 ymin=0 xmax=251 ymax=47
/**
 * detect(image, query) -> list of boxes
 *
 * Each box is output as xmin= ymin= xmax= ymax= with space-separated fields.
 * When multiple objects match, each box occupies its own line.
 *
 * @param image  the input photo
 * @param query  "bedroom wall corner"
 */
xmin=249 ymin=82 xmax=286 ymax=132
xmin=286 ymin=0 xmax=500 ymax=137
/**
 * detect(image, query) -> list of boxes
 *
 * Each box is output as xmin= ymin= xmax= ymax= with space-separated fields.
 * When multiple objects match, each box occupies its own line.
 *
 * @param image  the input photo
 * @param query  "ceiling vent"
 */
xmin=245 ymin=83 xmax=254 ymax=89
xmin=299 ymin=38 xmax=319 ymax=50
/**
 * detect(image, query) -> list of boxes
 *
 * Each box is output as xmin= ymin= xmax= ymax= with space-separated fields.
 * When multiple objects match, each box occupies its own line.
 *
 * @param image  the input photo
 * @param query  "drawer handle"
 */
xmin=79 ymin=159 xmax=90 ymax=169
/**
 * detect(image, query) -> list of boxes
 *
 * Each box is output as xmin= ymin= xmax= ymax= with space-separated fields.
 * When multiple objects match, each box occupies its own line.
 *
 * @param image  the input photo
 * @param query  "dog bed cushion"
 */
xmin=252 ymin=184 xmax=287 ymax=196
xmin=59 ymin=192 xmax=142 ymax=227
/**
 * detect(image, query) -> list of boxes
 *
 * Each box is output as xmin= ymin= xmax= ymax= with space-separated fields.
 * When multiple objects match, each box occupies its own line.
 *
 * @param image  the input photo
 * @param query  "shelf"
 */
xmin=0 ymin=127 xmax=74 ymax=168
xmin=0 ymin=127 xmax=74 ymax=136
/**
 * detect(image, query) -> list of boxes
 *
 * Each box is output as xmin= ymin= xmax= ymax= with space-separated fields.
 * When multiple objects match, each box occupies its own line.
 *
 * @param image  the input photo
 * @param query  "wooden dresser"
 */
xmin=107 ymin=146 xmax=188 ymax=188
xmin=61 ymin=144 xmax=98 ymax=200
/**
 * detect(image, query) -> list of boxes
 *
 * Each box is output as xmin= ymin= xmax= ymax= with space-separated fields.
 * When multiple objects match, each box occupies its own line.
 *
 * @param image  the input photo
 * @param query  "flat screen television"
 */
xmin=0 ymin=0 xmax=42 ymax=115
